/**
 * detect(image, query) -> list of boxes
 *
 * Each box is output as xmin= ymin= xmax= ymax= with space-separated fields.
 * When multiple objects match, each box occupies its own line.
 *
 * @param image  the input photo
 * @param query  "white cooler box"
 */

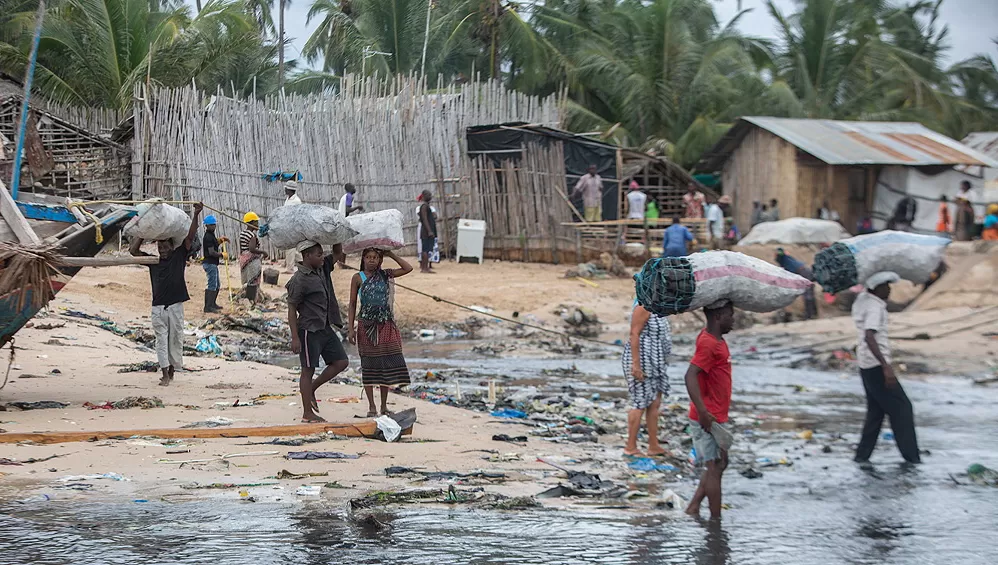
xmin=456 ymin=219 xmax=486 ymax=264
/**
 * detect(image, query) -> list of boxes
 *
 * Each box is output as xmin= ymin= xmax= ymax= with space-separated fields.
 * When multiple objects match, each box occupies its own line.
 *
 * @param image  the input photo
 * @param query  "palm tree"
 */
xmin=278 ymin=0 xmax=291 ymax=88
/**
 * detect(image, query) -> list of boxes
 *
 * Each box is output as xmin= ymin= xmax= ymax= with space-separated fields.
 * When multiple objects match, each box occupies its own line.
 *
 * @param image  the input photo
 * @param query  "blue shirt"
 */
xmin=776 ymin=253 xmax=805 ymax=274
xmin=663 ymin=224 xmax=693 ymax=256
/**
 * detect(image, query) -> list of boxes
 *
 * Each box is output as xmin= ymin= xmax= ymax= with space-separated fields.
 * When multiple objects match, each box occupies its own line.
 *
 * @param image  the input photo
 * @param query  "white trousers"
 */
xmin=151 ymin=303 xmax=184 ymax=370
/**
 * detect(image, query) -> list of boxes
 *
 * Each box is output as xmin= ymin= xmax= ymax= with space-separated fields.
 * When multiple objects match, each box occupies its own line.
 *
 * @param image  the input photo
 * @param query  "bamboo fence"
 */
xmin=131 ymin=76 xmax=563 ymax=256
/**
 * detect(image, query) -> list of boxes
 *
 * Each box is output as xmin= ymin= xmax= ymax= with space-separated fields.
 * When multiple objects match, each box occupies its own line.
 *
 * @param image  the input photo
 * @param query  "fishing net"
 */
xmin=634 ymin=257 xmax=697 ymax=316
xmin=812 ymin=242 xmax=858 ymax=294
xmin=0 ymin=242 xmax=59 ymax=312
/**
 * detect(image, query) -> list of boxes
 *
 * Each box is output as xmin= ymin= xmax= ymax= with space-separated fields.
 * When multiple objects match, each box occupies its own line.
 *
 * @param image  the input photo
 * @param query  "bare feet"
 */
xmin=365 ymin=410 xmax=378 ymax=418
xmin=301 ymin=414 xmax=326 ymax=423
xmin=647 ymin=449 xmax=667 ymax=457
xmin=623 ymin=448 xmax=646 ymax=457
xmin=685 ymin=503 xmax=701 ymax=516
xmin=158 ymin=376 xmax=171 ymax=386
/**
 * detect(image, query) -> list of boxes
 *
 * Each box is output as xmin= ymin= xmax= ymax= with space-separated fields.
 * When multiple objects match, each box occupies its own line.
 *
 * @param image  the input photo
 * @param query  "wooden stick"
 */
xmin=58 ymin=256 xmax=159 ymax=267
xmin=0 ymin=419 xmax=400 ymax=445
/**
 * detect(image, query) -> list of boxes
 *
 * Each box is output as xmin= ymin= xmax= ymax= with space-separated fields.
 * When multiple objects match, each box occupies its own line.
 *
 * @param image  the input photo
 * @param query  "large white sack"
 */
xmin=635 ymin=251 xmax=812 ymax=315
xmin=265 ymin=204 xmax=358 ymax=250
xmin=124 ymin=199 xmax=190 ymax=245
xmin=737 ymin=218 xmax=850 ymax=246
xmin=848 ymin=231 xmax=948 ymax=285
xmin=342 ymin=209 xmax=405 ymax=254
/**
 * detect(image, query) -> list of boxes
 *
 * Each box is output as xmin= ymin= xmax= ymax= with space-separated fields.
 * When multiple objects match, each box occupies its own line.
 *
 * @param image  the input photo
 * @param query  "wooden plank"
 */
xmin=58 ymin=255 xmax=160 ymax=267
xmin=0 ymin=179 xmax=42 ymax=246
xmin=0 ymin=419 xmax=396 ymax=445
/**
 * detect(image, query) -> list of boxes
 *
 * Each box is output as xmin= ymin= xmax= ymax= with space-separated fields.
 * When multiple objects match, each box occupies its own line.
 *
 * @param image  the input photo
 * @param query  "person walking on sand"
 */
xmin=239 ymin=212 xmax=268 ymax=304
xmin=572 ymin=165 xmax=604 ymax=222
xmin=852 ymin=271 xmax=920 ymax=464
xmin=622 ymin=301 xmax=672 ymax=456
xmin=287 ymin=241 xmax=350 ymax=423
xmin=338 ymin=183 xmax=364 ymax=217
xmin=684 ymin=301 xmax=735 ymax=520
xmin=129 ymin=203 xmax=203 ymax=387
xmin=418 ymin=190 xmax=437 ymax=273
xmin=201 ymin=214 xmax=225 ymax=313
xmin=348 ymin=249 xmax=413 ymax=416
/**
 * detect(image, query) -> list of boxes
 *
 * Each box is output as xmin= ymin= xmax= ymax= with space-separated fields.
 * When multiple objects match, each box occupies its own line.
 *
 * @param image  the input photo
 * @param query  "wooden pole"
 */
xmin=58 ymin=256 xmax=160 ymax=267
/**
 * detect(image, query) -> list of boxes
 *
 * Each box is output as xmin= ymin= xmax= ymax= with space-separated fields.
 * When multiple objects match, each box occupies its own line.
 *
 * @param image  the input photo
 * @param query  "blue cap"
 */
xmin=204 ymin=215 xmax=217 ymax=225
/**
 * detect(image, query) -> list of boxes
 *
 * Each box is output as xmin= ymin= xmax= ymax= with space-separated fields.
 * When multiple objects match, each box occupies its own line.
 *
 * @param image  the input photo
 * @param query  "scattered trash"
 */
xmin=492 ymin=434 xmax=527 ymax=444
xmin=276 ymin=469 xmax=329 ymax=479
xmin=627 ymin=458 xmax=678 ymax=472
xmin=195 ymin=335 xmax=223 ymax=355
xmin=9 ymin=401 xmax=69 ymax=411
xmin=83 ymin=397 xmax=164 ymax=410
xmin=375 ymin=415 xmax=402 ymax=443
xmin=295 ymin=485 xmax=322 ymax=497
xmin=206 ymin=382 xmax=252 ymax=390
xmin=115 ymin=361 xmax=161 ymax=373
xmin=755 ymin=457 xmax=793 ymax=468
xmin=180 ymin=416 xmax=234 ymax=429
xmin=383 ymin=466 xmax=507 ymax=482
xmin=658 ymin=489 xmax=686 ymax=510
xmin=16 ymin=494 xmax=52 ymax=504
xmin=967 ymin=464 xmax=998 ymax=486
xmin=327 ymin=397 xmax=360 ymax=403
xmin=181 ymin=481 xmax=279 ymax=490
xmin=62 ymin=310 xmax=109 ymax=322
xmin=740 ymin=468 xmax=764 ymax=479
xmin=882 ymin=431 xmax=894 ymax=441
xmin=59 ymin=472 xmax=129 ymax=482
xmin=490 ymin=408 xmax=527 ymax=419
xmin=33 ymin=322 xmax=66 ymax=330
xmin=285 ymin=451 xmax=360 ymax=460
xmin=0 ymin=458 xmax=22 ymax=466
xmin=797 ymin=430 xmax=814 ymax=440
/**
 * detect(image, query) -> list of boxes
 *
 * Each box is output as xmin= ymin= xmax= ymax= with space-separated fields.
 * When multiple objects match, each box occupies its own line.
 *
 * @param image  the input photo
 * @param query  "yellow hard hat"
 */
xmin=243 ymin=211 xmax=260 ymax=223
xmin=988 ymin=203 xmax=998 ymax=215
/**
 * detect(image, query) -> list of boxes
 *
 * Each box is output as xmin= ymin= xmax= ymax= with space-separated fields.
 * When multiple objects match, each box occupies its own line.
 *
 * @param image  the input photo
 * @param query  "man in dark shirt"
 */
xmin=419 ymin=190 xmax=437 ymax=274
xmin=201 ymin=215 xmax=225 ymax=313
xmin=286 ymin=240 xmax=349 ymax=423
xmin=130 ymin=202 xmax=202 ymax=386
xmin=775 ymin=248 xmax=817 ymax=320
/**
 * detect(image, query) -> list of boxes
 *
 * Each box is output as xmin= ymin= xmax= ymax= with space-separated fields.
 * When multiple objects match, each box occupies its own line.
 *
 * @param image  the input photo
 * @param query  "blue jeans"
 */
xmin=203 ymin=263 xmax=220 ymax=291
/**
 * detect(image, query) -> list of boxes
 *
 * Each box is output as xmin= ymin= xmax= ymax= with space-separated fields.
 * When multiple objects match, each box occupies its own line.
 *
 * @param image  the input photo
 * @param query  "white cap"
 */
xmin=295 ymin=240 xmax=319 ymax=253
xmin=284 ymin=180 xmax=299 ymax=191
xmin=865 ymin=271 xmax=900 ymax=290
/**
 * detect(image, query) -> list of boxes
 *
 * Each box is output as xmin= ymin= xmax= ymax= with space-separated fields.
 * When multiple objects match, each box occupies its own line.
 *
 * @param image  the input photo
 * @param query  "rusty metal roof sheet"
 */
xmin=699 ymin=117 xmax=998 ymax=170
xmin=956 ymin=132 xmax=998 ymax=176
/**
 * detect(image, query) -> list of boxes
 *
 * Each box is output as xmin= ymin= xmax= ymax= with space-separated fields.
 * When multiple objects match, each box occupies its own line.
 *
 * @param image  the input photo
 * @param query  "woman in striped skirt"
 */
xmin=622 ymin=302 xmax=672 ymax=457
xmin=348 ymin=248 xmax=413 ymax=416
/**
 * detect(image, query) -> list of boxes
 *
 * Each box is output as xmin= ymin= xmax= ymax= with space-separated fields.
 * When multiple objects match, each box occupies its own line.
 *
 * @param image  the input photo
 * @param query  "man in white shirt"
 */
xmin=851 ymin=271 xmax=920 ymax=464
xmin=572 ymin=165 xmax=604 ymax=222
xmin=284 ymin=181 xmax=303 ymax=206
xmin=337 ymin=183 xmax=363 ymax=217
xmin=704 ymin=195 xmax=728 ymax=248
xmin=625 ymin=180 xmax=647 ymax=220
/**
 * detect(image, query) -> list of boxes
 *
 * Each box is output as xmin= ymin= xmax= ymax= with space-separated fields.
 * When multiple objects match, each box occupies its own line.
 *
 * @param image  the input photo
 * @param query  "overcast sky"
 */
xmin=186 ymin=0 xmax=998 ymax=72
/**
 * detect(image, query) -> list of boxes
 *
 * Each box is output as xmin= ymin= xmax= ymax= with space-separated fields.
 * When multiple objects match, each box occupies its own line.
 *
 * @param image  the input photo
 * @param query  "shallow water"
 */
xmin=2 ymin=342 xmax=997 ymax=564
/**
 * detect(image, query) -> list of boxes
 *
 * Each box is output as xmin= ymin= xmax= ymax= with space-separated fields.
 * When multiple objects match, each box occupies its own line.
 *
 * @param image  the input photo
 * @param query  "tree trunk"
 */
xmin=278 ymin=0 xmax=286 ymax=90
xmin=196 ymin=0 xmax=202 ymax=11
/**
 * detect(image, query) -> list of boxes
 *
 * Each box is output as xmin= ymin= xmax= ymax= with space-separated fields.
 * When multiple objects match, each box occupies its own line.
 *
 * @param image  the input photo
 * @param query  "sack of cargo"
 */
xmin=342 ymin=209 xmax=405 ymax=254
xmin=264 ymin=204 xmax=358 ymax=250
xmin=634 ymin=251 xmax=812 ymax=315
xmin=812 ymin=231 xmax=949 ymax=294
xmin=123 ymin=199 xmax=190 ymax=246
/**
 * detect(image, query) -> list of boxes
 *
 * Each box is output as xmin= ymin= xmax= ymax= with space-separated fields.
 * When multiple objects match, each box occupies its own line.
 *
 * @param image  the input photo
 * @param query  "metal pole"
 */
xmin=10 ymin=0 xmax=46 ymax=200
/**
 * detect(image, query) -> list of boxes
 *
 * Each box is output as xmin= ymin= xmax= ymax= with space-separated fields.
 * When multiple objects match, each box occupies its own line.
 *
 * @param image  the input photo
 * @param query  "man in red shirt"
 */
xmin=683 ymin=300 xmax=735 ymax=520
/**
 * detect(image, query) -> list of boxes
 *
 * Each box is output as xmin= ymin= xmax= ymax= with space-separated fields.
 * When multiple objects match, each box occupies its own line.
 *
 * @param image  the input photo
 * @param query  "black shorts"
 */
xmin=421 ymin=237 xmax=436 ymax=253
xmin=299 ymin=327 xmax=347 ymax=369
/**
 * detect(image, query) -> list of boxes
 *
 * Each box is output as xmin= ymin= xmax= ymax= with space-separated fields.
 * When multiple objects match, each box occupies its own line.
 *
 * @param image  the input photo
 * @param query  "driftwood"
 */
xmin=57 ymin=255 xmax=159 ymax=267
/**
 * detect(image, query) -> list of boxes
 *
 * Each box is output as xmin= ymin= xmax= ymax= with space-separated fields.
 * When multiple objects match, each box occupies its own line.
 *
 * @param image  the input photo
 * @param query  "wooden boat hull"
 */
xmin=0 ymin=208 xmax=133 ymax=346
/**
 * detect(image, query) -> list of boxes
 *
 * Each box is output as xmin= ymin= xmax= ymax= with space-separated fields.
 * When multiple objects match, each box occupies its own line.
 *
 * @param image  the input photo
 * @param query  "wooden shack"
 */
xmin=466 ymin=123 xmax=702 ymax=263
xmin=697 ymin=117 xmax=994 ymax=233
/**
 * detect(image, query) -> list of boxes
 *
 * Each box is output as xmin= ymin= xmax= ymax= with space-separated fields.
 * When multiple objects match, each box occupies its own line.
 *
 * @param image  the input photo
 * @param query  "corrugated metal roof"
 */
xmin=739 ymin=117 xmax=998 ymax=167
xmin=957 ymin=132 xmax=998 ymax=176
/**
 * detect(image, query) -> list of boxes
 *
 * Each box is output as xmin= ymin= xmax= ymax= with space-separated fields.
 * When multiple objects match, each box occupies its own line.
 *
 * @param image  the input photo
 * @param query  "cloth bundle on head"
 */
xmin=342 ymin=209 xmax=405 ymax=254
xmin=263 ymin=204 xmax=357 ymax=250
xmin=124 ymin=199 xmax=191 ymax=247
xmin=284 ymin=180 xmax=298 ymax=192
xmin=865 ymin=271 xmax=900 ymax=290
xmin=813 ymin=230 xmax=949 ymax=294
xmin=634 ymin=251 xmax=811 ymax=316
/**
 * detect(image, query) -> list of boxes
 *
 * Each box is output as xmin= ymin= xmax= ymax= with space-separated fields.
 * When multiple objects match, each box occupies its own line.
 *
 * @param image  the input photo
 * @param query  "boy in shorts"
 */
xmin=683 ymin=301 xmax=735 ymax=520
xmin=287 ymin=241 xmax=349 ymax=422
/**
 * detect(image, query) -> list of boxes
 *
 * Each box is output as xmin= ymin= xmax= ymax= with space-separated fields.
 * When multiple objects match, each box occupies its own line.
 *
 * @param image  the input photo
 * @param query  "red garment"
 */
xmin=688 ymin=330 xmax=733 ymax=424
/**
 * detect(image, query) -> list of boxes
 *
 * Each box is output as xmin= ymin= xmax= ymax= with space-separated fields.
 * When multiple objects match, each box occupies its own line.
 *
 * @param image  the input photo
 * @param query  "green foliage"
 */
xmin=0 ymin=0 xmax=995 ymax=167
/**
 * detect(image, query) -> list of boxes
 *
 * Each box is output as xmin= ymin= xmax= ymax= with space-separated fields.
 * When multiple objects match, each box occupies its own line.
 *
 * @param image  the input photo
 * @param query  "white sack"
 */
xmin=737 ymin=218 xmax=849 ymax=246
xmin=123 ymin=199 xmax=190 ymax=245
xmin=686 ymin=251 xmax=812 ymax=313
xmin=342 ymin=209 xmax=405 ymax=254
xmin=846 ymin=231 xmax=949 ymax=285
xmin=265 ymin=204 xmax=358 ymax=250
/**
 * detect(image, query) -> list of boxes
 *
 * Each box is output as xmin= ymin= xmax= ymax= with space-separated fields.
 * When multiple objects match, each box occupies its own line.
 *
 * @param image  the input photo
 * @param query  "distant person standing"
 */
xmin=662 ymin=216 xmax=693 ymax=258
xmin=626 ymin=180 xmax=647 ymax=220
xmin=572 ymin=165 xmax=604 ymax=222
xmin=958 ymin=180 xmax=983 ymax=228
xmin=852 ymin=271 xmax=920 ymax=464
xmin=936 ymin=195 xmax=951 ymax=234
xmin=338 ymin=183 xmax=364 ymax=217
xmin=239 ymin=212 xmax=268 ymax=304
xmin=415 ymin=193 xmax=439 ymax=269
xmin=129 ymin=203 xmax=203 ymax=387
xmin=683 ymin=183 xmax=705 ymax=219
xmin=418 ymin=190 xmax=438 ymax=273
xmin=890 ymin=194 xmax=917 ymax=231
xmin=955 ymin=197 xmax=974 ymax=241
xmin=704 ymin=197 xmax=726 ymax=249
xmin=750 ymin=201 xmax=763 ymax=227
xmin=768 ymin=199 xmax=780 ymax=221
xmin=201 ymin=214 xmax=224 ymax=313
